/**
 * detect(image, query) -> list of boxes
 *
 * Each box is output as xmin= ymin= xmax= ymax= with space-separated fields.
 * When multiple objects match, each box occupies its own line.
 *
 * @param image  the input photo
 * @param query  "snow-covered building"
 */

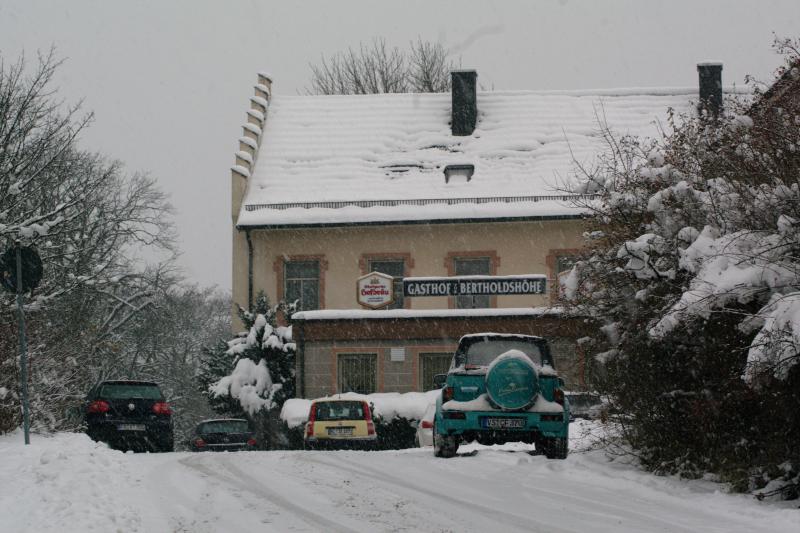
xmin=230 ymin=67 xmax=726 ymax=398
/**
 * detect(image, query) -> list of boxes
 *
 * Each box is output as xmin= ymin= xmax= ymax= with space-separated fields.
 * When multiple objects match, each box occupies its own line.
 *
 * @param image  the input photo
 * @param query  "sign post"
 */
xmin=1 ymin=244 xmax=43 ymax=445
xmin=16 ymin=247 xmax=31 ymax=445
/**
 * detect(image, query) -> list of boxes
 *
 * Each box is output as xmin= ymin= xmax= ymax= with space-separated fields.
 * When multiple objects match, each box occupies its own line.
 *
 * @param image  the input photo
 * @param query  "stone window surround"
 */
xmin=359 ymin=252 xmax=415 ymax=310
xmin=274 ymin=254 xmax=329 ymax=309
xmin=444 ymin=250 xmax=500 ymax=309
xmin=412 ymin=345 xmax=457 ymax=391
xmin=331 ymin=347 xmax=383 ymax=393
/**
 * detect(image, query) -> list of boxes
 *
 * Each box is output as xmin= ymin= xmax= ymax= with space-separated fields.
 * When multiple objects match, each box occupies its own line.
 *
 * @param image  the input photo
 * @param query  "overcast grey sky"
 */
xmin=2 ymin=0 xmax=799 ymax=290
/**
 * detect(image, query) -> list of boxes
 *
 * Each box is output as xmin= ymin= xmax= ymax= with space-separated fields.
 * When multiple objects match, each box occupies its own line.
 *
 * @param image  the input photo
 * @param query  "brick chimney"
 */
xmin=697 ymin=62 xmax=723 ymax=115
xmin=451 ymin=70 xmax=477 ymax=136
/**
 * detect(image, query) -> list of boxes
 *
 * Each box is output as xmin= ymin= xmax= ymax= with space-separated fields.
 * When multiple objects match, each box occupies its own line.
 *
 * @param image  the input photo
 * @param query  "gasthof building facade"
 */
xmin=230 ymin=67 xmax=727 ymax=398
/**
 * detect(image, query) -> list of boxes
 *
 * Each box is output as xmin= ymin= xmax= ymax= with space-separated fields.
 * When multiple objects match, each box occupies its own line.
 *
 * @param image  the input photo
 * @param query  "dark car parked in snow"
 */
xmin=565 ymin=392 xmax=605 ymax=420
xmin=84 ymin=380 xmax=174 ymax=452
xmin=189 ymin=419 xmax=258 ymax=452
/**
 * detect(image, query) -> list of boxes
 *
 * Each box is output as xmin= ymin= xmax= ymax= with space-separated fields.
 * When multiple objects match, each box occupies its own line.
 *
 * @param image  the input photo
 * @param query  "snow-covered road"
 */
xmin=1 ymin=426 xmax=797 ymax=533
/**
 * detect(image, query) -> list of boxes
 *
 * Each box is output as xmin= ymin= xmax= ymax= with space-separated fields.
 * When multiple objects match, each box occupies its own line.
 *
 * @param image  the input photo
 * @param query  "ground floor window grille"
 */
xmin=337 ymin=353 xmax=377 ymax=394
xmin=420 ymin=353 xmax=452 ymax=391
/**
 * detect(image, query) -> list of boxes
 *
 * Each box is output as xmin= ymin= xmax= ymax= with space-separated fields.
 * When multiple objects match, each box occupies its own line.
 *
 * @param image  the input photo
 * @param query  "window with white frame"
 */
xmin=284 ymin=260 xmax=320 ymax=311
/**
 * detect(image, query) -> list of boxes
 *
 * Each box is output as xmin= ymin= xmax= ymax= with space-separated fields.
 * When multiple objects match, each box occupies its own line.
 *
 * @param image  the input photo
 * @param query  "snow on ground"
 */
xmin=1 ymin=422 xmax=796 ymax=533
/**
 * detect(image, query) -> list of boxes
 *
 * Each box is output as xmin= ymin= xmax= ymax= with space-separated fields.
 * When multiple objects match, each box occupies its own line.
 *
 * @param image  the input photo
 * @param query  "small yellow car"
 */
xmin=304 ymin=398 xmax=378 ymax=450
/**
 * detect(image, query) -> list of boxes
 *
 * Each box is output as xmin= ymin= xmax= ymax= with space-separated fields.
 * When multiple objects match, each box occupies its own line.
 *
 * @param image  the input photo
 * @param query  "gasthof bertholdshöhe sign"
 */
xmin=357 ymin=271 xmax=394 ymax=309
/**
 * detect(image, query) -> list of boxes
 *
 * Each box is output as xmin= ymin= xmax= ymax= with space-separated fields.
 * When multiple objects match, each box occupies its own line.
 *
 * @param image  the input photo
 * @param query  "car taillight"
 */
xmin=306 ymin=403 xmax=317 ymax=437
xmin=421 ymin=420 xmax=433 ymax=429
xmin=553 ymin=389 xmax=564 ymax=405
xmin=443 ymin=386 xmax=454 ymax=402
xmin=152 ymin=401 xmax=172 ymax=415
xmin=194 ymin=438 xmax=206 ymax=448
xmin=306 ymin=422 xmax=314 ymax=437
xmin=362 ymin=401 xmax=376 ymax=435
xmin=87 ymin=400 xmax=110 ymax=414
xmin=247 ymin=438 xmax=257 ymax=446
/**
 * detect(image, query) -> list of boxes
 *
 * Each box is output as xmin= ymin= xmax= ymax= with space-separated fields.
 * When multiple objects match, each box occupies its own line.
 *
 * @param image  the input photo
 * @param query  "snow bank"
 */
xmin=280 ymin=390 xmax=440 ymax=428
xmin=0 ymin=431 xmax=143 ymax=532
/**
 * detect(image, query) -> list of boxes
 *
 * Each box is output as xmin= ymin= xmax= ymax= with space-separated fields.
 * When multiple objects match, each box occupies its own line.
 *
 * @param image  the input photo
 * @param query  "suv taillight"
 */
xmin=247 ymin=438 xmax=257 ymax=446
xmin=194 ymin=438 xmax=206 ymax=448
xmin=152 ymin=401 xmax=172 ymax=415
xmin=87 ymin=400 xmax=110 ymax=414
xmin=553 ymin=388 xmax=564 ymax=405
xmin=421 ymin=420 xmax=433 ymax=429
xmin=443 ymin=386 xmax=454 ymax=402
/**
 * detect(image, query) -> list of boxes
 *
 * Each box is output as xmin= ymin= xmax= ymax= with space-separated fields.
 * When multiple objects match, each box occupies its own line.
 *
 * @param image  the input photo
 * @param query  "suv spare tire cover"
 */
xmin=485 ymin=356 xmax=539 ymax=410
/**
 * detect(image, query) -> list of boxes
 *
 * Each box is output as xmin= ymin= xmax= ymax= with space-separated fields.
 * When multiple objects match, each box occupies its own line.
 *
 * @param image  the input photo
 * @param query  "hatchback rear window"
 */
xmin=199 ymin=420 xmax=250 ymax=434
xmin=98 ymin=384 xmax=162 ymax=400
xmin=314 ymin=401 xmax=366 ymax=421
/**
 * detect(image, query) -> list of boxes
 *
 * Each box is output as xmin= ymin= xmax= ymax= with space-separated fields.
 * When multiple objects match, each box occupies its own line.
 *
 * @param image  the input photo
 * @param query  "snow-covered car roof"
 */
xmin=459 ymin=332 xmax=545 ymax=341
xmin=238 ymin=87 xmax=703 ymax=227
xmin=196 ymin=418 xmax=248 ymax=424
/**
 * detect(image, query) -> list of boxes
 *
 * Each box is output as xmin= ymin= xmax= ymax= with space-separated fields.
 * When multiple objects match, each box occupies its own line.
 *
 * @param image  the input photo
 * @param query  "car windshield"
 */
xmin=462 ymin=339 xmax=543 ymax=367
xmin=98 ymin=384 xmax=162 ymax=400
xmin=313 ymin=401 xmax=366 ymax=421
xmin=199 ymin=420 xmax=249 ymax=434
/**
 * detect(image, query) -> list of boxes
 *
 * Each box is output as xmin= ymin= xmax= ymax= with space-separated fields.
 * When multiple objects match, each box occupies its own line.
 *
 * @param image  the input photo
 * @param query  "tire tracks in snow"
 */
xmin=179 ymin=454 xmax=359 ymax=533
xmin=301 ymin=453 xmax=577 ymax=533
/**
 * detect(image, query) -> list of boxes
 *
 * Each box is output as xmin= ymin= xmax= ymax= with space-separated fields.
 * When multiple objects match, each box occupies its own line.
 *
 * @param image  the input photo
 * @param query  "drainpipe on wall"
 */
xmin=245 ymin=229 xmax=254 ymax=310
xmin=296 ymin=321 xmax=305 ymax=398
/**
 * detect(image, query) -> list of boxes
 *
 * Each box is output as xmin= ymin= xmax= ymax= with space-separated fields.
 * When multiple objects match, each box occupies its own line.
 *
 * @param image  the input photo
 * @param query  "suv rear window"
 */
xmin=314 ymin=401 xmax=366 ymax=421
xmin=461 ymin=339 xmax=544 ymax=367
xmin=199 ymin=420 xmax=249 ymax=433
xmin=98 ymin=383 xmax=162 ymax=400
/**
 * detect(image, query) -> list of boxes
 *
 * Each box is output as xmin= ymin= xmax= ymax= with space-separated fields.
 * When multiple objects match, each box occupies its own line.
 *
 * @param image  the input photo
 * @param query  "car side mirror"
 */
xmin=432 ymin=374 xmax=447 ymax=389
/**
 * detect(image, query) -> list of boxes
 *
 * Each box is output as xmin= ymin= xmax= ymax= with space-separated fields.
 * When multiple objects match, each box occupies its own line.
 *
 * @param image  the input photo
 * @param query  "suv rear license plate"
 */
xmin=327 ymin=427 xmax=354 ymax=436
xmin=482 ymin=417 xmax=525 ymax=429
xmin=118 ymin=424 xmax=146 ymax=432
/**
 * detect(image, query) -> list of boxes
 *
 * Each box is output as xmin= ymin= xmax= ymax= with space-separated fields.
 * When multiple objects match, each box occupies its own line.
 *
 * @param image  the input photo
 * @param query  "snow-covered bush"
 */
xmin=561 ymin=39 xmax=800 ymax=496
xmin=204 ymin=293 xmax=296 ymax=447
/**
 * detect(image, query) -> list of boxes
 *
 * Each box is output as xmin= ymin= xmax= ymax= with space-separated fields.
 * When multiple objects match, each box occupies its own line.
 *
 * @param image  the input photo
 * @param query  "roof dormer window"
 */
xmin=444 ymin=164 xmax=474 ymax=184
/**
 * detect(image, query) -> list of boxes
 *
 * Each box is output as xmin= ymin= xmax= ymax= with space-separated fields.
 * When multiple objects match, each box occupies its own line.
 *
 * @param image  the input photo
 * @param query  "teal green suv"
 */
xmin=433 ymin=333 xmax=569 ymax=459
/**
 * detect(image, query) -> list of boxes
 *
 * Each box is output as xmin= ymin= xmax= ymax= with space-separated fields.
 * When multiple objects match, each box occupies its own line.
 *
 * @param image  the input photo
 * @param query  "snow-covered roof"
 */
xmin=291 ymin=307 xmax=563 ymax=321
xmin=238 ymin=87 xmax=705 ymax=227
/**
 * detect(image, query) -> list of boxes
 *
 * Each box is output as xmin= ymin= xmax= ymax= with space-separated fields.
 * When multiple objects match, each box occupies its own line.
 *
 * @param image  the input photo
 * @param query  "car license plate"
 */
xmin=482 ymin=417 xmax=525 ymax=429
xmin=117 ymin=424 xmax=146 ymax=432
xmin=327 ymin=427 xmax=354 ymax=436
